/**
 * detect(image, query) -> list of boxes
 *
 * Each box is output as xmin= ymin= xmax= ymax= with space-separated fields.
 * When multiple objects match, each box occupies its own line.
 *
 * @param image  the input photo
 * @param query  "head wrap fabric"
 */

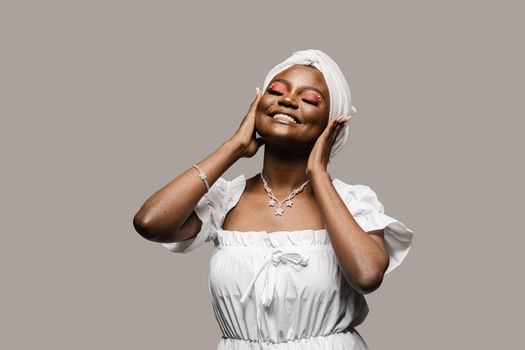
xmin=262 ymin=49 xmax=357 ymax=159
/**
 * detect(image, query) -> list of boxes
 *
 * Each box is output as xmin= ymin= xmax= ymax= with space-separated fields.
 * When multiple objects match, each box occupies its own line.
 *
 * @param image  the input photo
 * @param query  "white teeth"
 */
xmin=272 ymin=113 xmax=297 ymax=123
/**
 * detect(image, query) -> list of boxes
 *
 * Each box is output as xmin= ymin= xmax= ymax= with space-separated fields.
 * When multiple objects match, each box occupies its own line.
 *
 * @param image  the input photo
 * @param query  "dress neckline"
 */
xmin=218 ymin=228 xmax=328 ymax=236
xmin=216 ymin=227 xmax=332 ymax=247
xmin=220 ymin=174 xmax=346 ymax=236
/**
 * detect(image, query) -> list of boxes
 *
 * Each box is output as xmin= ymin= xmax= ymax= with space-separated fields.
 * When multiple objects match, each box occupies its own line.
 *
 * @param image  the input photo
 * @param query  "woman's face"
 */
xmin=255 ymin=64 xmax=330 ymax=149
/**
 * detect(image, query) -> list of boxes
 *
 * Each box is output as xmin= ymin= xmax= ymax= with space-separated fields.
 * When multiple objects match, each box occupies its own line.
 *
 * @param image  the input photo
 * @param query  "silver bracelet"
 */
xmin=192 ymin=164 xmax=210 ymax=192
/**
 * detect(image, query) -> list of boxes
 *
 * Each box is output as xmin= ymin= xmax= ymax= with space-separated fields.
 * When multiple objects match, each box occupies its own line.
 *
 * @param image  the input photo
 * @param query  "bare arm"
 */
xmin=310 ymin=170 xmax=389 ymax=295
xmin=133 ymin=88 xmax=264 ymax=243
xmin=306 ymin=116 xmax=389 ymax=294
xmin=133 ymin=140 xmax=244 ymax=243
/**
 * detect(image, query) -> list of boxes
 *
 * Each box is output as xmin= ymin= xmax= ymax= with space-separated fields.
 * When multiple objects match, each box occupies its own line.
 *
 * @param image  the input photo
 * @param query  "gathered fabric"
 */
xmin=161 ymin=175 xmax=415 ymax=349
xmin=239 ymin=250 xmax=310 ymax=308
xmin=262 ymin=49 xmax=357 ymax=159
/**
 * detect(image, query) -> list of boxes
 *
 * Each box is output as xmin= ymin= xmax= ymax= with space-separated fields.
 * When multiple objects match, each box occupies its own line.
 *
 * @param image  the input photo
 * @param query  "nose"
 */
xmin=278 ymin=95 xmax=298 ymax=110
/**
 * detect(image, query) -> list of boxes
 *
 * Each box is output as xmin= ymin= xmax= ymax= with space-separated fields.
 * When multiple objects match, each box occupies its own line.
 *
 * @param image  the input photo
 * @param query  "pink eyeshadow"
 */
xmin=271 ymin=82 xmax=287 ymax=93
xmin=303 ymin=92 xmax=321 ymax=102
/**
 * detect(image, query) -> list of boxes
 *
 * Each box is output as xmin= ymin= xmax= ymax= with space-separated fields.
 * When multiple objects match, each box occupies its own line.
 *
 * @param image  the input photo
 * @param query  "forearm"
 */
xmin=133 ymin=139 xmax=243 ymax=241
xmin=309 ymin=170 xmax=388 ymax=292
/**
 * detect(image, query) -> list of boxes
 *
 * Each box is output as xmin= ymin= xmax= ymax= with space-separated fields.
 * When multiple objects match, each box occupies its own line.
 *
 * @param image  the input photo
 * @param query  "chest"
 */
xmin=209 ymin=244 xmax=346 ymax=304
xmin=222 ymin=190 xmax=325 ymax=232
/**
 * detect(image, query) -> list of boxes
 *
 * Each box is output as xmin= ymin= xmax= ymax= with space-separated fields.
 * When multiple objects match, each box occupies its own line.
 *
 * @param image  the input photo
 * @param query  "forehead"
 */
xmin=272 ymin=65 xmax=328 ymax=93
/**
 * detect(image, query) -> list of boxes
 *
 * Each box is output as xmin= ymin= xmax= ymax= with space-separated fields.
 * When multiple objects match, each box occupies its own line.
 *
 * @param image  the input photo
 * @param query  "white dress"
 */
xmin=161 ymin=175 xmax=414 ymax=349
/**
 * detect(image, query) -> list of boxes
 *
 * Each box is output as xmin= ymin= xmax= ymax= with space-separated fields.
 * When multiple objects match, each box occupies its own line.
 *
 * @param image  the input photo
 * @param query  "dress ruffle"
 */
xmin=336 ymin=181 xmax=414 ymax=274
xmin=162 ymin=176 xmax=414 ymax=275
xmin=161 ymin=175 xmax=245 ymax=253
xmin=159 ymin=175 xmax=414 ymax=349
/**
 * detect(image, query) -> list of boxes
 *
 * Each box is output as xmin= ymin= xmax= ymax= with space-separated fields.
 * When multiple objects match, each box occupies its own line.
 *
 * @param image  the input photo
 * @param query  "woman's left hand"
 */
xmin=306 ymin=116 xmax=351 ymax=179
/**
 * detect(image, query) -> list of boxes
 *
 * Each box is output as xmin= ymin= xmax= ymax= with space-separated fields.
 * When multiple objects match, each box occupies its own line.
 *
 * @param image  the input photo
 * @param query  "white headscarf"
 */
xmin=262 ymin=49 xmax=357 ymax=159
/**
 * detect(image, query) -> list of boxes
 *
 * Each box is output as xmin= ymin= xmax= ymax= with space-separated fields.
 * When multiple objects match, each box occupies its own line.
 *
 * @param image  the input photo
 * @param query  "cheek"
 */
xmin=304 ymin=106 xmax=330 ymax=126
xmin=254 ymin=99 xmax=270 ymax=131
xmin=257 ymin=93 xmax=272 ymax=110
xmin=318 ymin=107 xmax=330 ymax=127
xmin=256 ymin=96 xmax=272 ymax=114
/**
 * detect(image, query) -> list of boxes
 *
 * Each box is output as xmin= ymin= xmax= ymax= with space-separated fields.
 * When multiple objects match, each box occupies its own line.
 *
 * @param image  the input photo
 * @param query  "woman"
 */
xmin=133 ymin=49 xmax=414 ymax=349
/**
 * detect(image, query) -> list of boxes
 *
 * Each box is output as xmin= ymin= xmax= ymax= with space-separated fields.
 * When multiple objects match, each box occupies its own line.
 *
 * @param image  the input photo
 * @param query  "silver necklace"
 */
xmin=260 ymin=172 xmax=310 ymax=216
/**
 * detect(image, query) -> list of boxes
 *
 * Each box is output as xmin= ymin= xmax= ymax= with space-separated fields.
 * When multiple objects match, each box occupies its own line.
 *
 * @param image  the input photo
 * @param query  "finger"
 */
xmin=249 ymin=87 xmax=262 ymax=112
xmin=329 ymin=117 xmax=344 ymax=144
xmin=341 ymin=116 xmax=352 ymax=124
xmin=334 ymin=116 xmax=351 ymax=132
xmin=319 ymin=120 xmax=336 ymax=145
xmin=325 ymin=122 xmax=342 ymax=160
xmin=336 ymin=117 xmax=350 ymax=135
xmin=320 ymin=117 xmax=342 ymax=145
xmin=325 ymin=116 xmax=339 ymax=137
xmin=332 ymin=117 xmax=349 ymax=144
xmin=329 ymin=123 xmax=342 ymax=147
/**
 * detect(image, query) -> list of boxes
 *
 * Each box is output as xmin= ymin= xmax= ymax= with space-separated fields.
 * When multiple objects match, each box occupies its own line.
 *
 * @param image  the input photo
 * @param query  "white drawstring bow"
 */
xmin=240 ymin=250 xmax=309 ymax=308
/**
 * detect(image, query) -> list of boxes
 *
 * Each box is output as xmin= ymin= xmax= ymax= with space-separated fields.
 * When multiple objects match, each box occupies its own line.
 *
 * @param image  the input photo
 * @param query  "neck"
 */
xmin=260 ymin=142 xmax=313 ymax=197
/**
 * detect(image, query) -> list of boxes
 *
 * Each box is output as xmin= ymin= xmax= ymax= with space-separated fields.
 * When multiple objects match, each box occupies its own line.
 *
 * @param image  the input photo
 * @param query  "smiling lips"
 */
xmin=272 ymin=114 xmax=298 ymax=125
xmin=269 ymin=111 xmax=300 ymax=125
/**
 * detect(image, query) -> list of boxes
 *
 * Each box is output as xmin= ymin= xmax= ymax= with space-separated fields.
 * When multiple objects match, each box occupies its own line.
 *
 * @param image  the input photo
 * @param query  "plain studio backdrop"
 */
xmin=1 ymin=1 xmax=523 ymax=349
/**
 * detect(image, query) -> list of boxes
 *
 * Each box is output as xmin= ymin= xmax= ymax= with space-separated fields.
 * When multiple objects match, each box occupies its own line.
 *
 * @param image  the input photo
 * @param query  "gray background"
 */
xmin=2 ymin=0 xmax=523 ymax=348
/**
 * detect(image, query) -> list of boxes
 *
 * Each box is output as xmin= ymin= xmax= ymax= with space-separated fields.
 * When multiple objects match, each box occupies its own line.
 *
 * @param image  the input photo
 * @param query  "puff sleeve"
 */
xmin=346 ymin=184 xmax=415 ymax=274
xmin=161 ymin=177 xmax=230 ymax=253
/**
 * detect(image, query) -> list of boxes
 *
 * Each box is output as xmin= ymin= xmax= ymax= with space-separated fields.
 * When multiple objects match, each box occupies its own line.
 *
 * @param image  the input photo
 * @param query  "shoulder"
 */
xmin=332 ymin=178 xmax=378 ymax=201
xmin=211 ymin=174 xmax=245 ymax=192
xmin=333 ymin=178 xmax=416 ymax=275
xmin=332 ymin=178 xmax=383 ymax=214
xmin=205 ymin=174 xmax=246 ymax=210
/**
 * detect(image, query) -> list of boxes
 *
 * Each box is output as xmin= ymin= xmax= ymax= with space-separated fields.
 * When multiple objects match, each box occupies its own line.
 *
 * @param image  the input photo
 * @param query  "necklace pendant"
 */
xmin=260 ymin=172 xmax=310 ymax=217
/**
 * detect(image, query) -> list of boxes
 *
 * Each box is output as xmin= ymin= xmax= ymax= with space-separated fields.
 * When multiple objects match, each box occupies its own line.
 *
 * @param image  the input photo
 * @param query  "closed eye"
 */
xmin=269 ymin=89 xmax=319 ymax=106
xmin=302 ymin=98 xmax=319 ymax=106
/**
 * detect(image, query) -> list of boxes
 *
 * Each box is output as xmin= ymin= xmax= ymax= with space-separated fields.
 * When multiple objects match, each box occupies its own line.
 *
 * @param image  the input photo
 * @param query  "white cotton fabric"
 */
xmin=262 ymin=49 xmax=357 ymax=159
xmin=162 ymin=175 xmax=415 ymax=349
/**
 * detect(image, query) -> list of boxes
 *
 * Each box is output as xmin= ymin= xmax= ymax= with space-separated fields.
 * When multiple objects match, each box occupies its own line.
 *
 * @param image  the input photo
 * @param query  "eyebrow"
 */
xmin=271 ymin=78 xmax=325 ymax=100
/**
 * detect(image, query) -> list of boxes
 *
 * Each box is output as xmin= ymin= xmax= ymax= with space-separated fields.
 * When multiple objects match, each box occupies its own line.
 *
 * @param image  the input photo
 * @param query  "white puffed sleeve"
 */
xmin=345 ymin=184 xmax=415 ymax=274
xmin=161 ymin=177 xmax=230 ymax=253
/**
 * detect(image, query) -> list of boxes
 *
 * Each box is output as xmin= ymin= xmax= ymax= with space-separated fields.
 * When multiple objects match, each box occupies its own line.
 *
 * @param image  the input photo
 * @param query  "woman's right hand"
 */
xmin=228 ymin=87 xmax=265 ymax=158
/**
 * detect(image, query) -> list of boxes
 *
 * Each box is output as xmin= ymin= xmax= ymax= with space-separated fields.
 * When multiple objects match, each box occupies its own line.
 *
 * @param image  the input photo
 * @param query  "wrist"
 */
xmin=307 ymin=167 xmax=330 ymax=181
xmin=222 ymin=138 xmax=245 ymax=160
